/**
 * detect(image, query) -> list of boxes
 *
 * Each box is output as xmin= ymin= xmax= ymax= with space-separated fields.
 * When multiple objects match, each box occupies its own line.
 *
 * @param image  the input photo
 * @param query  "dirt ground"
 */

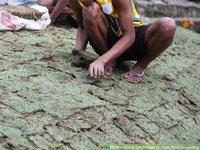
xmin=0 ymin=25 xmax=200 ymax=149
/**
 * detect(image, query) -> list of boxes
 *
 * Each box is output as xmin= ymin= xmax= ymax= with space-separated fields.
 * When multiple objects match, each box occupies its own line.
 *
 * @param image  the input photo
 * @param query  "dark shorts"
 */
xmin=109 ymin=24 xmax=150 ymax=62
xmin=89 ymin=23 xmax=150 ymax=62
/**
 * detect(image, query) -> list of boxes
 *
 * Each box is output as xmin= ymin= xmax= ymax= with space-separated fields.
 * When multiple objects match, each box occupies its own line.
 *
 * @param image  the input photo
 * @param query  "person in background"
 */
xmin=38 ymin=0 xmax=77 ymax=27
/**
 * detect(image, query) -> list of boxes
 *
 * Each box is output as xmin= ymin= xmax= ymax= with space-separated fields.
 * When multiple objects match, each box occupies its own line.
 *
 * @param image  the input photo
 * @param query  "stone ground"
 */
xmin=0 ymin=25 xmax=200 ymax=150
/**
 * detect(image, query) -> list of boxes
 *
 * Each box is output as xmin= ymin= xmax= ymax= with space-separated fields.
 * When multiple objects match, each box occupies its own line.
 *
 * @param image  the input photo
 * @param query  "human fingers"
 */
xmin=97 ymin=67 xmax=102 ymax=77
xmin=94 ymin=67 xmax=98 ymax=78
xmin=101 ymin=67 xmax=105 ymax=76
xmin=89 ymin=64 xmax=94 ymax=77
xmin=98 ymin=67 xmax=105 ymax=77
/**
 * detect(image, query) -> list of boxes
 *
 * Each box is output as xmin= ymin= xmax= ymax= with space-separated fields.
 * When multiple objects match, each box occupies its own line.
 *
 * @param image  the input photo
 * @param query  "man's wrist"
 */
xmin=97 ymin=56 xmax=107 ymax=65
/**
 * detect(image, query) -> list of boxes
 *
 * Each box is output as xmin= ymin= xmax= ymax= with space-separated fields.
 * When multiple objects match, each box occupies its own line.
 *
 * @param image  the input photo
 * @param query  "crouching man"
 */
xmin=69 ymin=0 xmax=176 ymax=83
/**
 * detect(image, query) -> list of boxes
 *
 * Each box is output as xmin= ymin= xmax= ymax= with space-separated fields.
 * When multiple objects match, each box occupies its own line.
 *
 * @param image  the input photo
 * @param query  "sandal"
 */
xmin=121 ymin=67 xmax=144 ymax=83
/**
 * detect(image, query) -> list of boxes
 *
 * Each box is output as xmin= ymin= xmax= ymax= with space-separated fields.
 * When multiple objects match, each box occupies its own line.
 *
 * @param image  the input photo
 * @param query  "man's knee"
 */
xmin=82 ymin=2 xmax=101 ymax=23
xmin=157 ymin=17 xmax=176 ymax=40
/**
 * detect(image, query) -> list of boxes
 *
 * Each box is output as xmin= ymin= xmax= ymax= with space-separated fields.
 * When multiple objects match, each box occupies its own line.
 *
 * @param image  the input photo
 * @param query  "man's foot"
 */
xmin=121 ymin=67 xmax=144 ymax=83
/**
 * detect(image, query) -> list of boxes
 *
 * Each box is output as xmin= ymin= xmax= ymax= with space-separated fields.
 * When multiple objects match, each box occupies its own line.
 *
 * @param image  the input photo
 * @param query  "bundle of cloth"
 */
xmin=0 ymin=0 xmax=51 ymax=31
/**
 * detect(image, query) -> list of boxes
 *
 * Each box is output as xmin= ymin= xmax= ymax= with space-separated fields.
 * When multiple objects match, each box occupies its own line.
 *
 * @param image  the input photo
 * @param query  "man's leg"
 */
xmin=82 ymin=2 xmax=116 ymax=76
xmin=82 ymin=2 xmax=109 ymax=54
xmin=124 ymin=17 xmax=176 ymax=83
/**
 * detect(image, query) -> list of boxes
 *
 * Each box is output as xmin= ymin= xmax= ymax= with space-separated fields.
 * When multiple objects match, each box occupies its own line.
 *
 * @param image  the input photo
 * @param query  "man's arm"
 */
xmin=89 ymin=0 xmax=135 ymax=77
xmin=98 ymin=0 xmax=135 ymax=63
xmin=50 ymin=0 xmax=73 ymax=23
xmin=69 ymin=0 xmax=88 ymax=51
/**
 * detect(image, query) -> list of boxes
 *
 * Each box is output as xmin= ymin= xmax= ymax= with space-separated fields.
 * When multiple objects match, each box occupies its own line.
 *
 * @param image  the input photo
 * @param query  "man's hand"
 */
xmin=89 ymin=58 xmax=105 ymax=78
xmin=50 ymin=14 xmax=56 ymax=23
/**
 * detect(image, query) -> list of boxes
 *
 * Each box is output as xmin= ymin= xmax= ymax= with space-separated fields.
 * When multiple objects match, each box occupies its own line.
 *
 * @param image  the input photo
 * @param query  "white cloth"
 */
xmin=0 ymin=0 xmax=38 ymax=6
xmin=0 ymin=9 xmax=26 ymax=30
xmin=0 ymin=4 xmax=51 ymax=31
xmin=25 ymin=5 xmax=51 ymax=30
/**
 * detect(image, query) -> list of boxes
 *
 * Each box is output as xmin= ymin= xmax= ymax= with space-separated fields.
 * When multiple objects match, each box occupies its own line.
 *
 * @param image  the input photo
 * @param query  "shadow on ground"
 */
xmin=0 ymin=25 xmax=200 ymax=149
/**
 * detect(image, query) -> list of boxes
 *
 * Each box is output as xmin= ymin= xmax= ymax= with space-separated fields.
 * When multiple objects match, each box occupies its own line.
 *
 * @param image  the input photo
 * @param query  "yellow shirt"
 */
xmin=78 ymin=0 xmax=144 ymax=36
